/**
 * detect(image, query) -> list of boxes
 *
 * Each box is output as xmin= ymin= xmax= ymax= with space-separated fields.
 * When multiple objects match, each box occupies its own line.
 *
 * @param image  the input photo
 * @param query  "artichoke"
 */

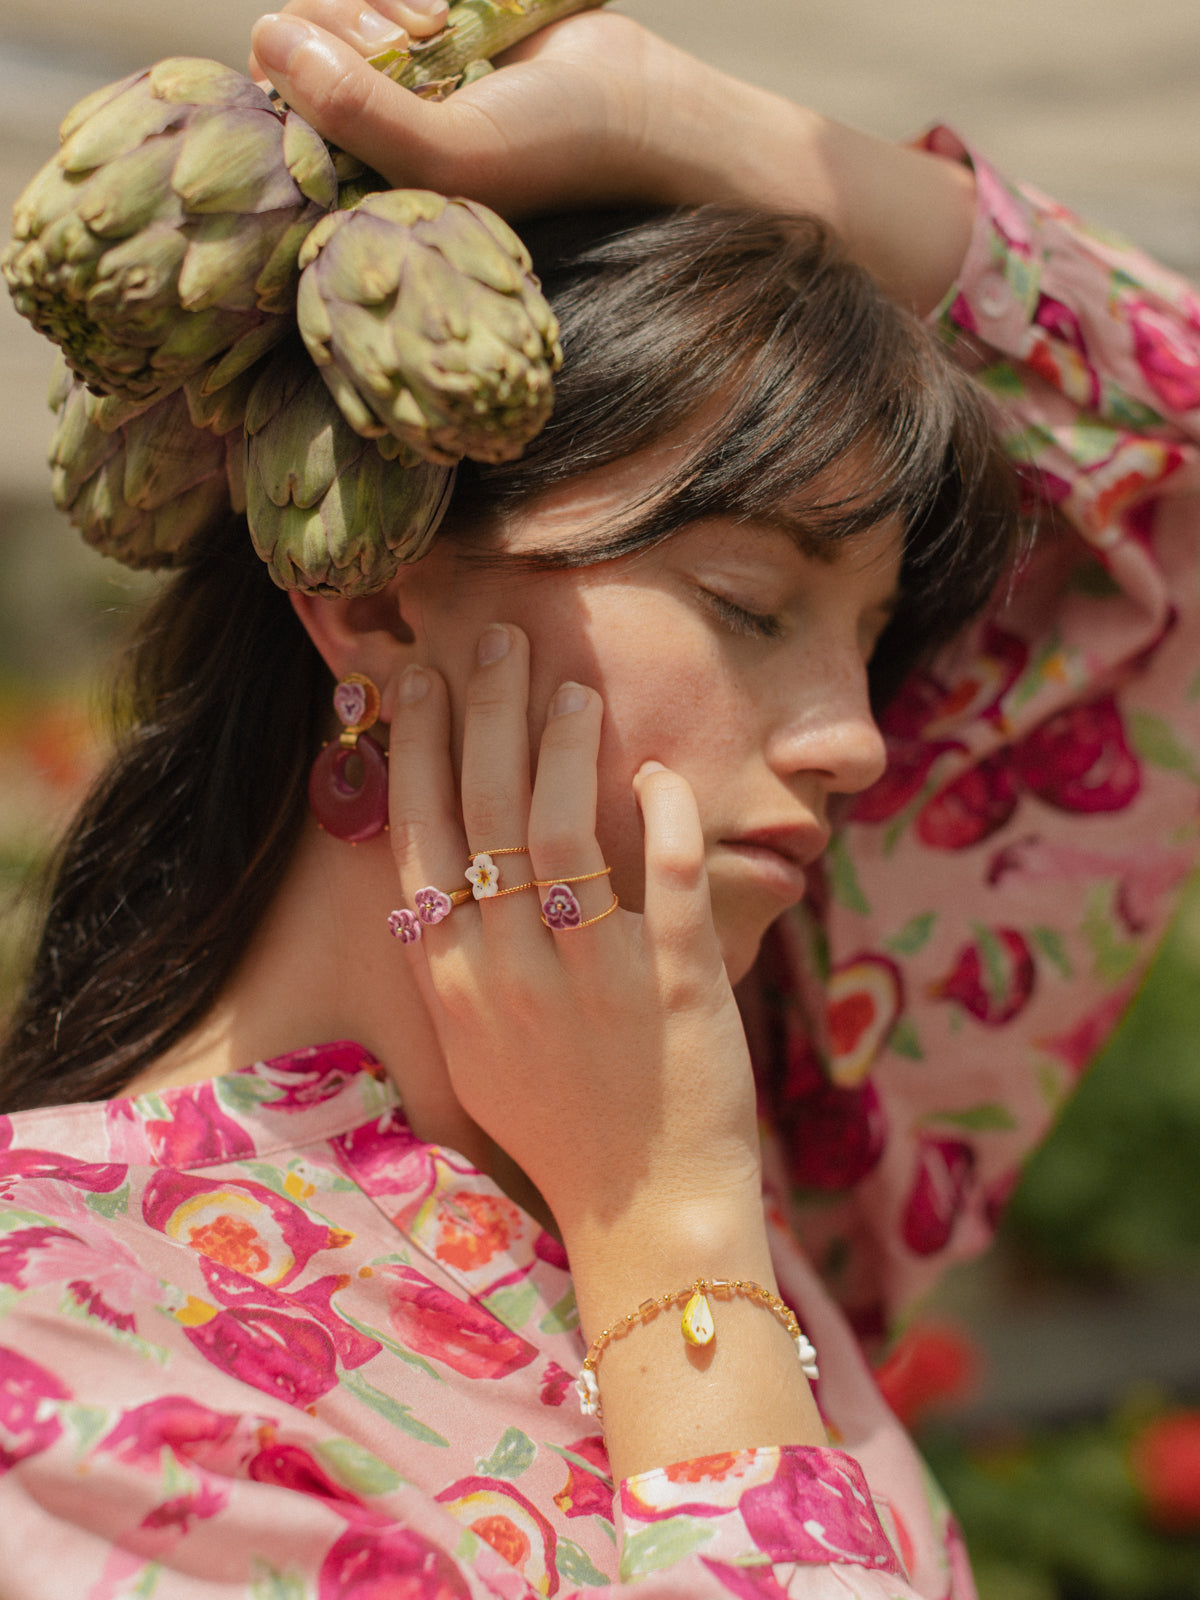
xmin=3 ymin=57 xmax=336 ymax=404
xmin=245 ymin=339 xmax=454 ymax=595
xmin=296 ymin=190 xmax=561 ymax=466
xmin=6 ymin=0 xmax=606 ymax=594
xmin=48 ymin=356 xmax=250 ymax=568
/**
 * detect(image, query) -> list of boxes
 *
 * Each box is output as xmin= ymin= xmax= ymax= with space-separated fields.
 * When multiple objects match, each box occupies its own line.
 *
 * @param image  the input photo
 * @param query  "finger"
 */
xmin=634 ymin=762 xmax=723 ymax=979
xmin=460 ymin=625 xmax=543 ymax=936
xmin=250 ymin=12 xmax=448 ymax=184
xmin=387 ymin=662 xmax=477 ymax=954
xmin=249 ymin=0 xmax=447 ymax=76
xmin=528 ymin=682 xmax=618 ymax=942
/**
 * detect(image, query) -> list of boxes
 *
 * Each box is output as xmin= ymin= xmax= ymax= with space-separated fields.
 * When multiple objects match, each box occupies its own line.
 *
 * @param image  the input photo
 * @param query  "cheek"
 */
xmin=581 ymin=638 xmax=744 ymax=907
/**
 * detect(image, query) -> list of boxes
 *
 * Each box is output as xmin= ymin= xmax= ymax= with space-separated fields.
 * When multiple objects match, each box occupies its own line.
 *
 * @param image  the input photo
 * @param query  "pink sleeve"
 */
xmin=761 ymin=129 xmax=1200 ymax=1333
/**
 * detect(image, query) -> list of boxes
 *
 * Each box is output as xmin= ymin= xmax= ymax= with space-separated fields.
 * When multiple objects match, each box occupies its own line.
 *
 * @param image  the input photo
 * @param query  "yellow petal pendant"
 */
xmin=681 ymin=1289 xmax=715 ymax=1347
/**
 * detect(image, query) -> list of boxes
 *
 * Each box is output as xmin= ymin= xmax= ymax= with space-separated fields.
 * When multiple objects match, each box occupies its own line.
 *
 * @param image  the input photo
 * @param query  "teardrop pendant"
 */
xmin=680 ymin=1288 xmax=715 ymax=1347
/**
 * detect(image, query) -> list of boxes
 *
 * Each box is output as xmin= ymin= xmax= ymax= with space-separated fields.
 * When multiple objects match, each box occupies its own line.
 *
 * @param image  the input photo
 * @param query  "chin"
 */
xmin=716 ymin=917 xmax=772 ymax=987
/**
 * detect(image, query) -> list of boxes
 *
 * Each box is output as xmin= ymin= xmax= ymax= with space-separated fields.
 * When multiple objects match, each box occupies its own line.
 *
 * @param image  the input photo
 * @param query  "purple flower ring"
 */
xmin=541 ymin=884 xmax=582 ymax=930
xmin=415 ymin=886 xmax=454 ymax=925
xmin=387 ymin=908 xmax=423 ymax=944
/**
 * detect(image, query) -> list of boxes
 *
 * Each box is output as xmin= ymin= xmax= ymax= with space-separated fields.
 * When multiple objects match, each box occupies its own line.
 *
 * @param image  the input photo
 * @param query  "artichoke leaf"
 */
xmin=75 ymin=138 xmax=183 ymax=241
xmin=122 ymin=389 xmax=225 ymax=510
xmin=177 ymin=209 xmax=297 ymax=313
xmin=58 ymin=90 xmax=182 ymax=176
xmin=282 ymin=112 xmax=338 ymax=207
xmin=149 ymin=57 xmax=271 ymax=110
xmin=254 ymin=208 xmax=325 ymax=315
xmin=57 ymin=70 xmax=143 ymax=144
xmin=173 ymin=108 xmax=301 ymax=216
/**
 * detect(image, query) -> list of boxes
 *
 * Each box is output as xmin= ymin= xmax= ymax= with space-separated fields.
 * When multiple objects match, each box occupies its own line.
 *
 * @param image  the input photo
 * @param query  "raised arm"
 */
xmin=250 ymin=3 xmax=975 ymax=312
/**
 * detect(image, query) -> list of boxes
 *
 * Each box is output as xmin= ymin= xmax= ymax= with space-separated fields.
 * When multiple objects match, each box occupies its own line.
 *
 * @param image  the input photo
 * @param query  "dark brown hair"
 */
xmin=1 ymin=206 xmax=1021 ymax=1110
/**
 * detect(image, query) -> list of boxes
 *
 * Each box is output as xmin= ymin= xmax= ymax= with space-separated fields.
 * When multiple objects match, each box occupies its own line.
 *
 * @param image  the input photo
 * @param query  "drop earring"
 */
xmin=308 ymin=673 xmax=389 ymax=843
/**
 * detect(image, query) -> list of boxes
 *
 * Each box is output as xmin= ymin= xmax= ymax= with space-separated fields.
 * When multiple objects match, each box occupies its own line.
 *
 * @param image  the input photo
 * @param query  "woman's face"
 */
xmin=404 ymin=446 xmax=900 ymax=982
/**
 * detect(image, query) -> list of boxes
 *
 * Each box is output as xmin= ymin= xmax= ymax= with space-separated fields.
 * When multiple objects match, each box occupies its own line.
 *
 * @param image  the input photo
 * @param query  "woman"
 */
xmin=2 ymin=5 xmax=1198 ymax=1597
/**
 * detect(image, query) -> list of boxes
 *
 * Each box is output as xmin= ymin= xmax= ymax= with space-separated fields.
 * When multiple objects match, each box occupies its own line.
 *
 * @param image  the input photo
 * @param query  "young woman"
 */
xmin=2 ymin=6 xmax=1198 ymax=1597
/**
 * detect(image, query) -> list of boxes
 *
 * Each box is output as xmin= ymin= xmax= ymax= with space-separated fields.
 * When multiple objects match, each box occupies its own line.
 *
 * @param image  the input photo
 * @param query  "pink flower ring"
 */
xmin=387 ymin=909 xmax=423 ymax=944
xmin=415 ymin=886 xmax=454 ymax=925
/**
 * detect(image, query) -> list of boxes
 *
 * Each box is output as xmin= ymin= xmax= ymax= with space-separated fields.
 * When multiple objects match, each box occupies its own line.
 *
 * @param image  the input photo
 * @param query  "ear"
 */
xmin=290 ymin=575 xmax=417 ymax=723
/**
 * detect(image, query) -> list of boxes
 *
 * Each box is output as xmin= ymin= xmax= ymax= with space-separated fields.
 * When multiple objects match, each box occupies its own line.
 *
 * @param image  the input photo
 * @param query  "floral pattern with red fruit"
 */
xmin=553 ymin=1435 xmax=614 ymax=1520
xmin=933 ymin=927 xmax=1036 ymax=1027
xmin=1013 ymin=694 xmax=1141 ymax=814
xmin=780 ymin=1036 xmax=888 ymax=1192
xmin=916 ymin=751 xmax=1021 ymax=851
xmin=0 ymin=1344 xmax=71 ymax=1472
xmin=1126 ymin=294 xmax=1200 ymax=413
xmin=901 ymin=1138 xmax=977 ymax=1256
xmin=826 ymin=955 xmax=904 ymax=1087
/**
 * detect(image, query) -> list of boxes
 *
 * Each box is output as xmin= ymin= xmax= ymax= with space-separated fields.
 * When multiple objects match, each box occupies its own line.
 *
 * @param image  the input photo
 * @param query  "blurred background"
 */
xmin=2 ymin=3 xmax=1198 ymax=1595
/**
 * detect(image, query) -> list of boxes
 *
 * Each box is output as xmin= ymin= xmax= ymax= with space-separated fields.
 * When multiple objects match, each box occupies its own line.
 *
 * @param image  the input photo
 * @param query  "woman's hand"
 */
xmin=250 ymin=4 xmax=783 ymax=216
xmin=385 ymin=622 xmax=826 ymax=1478
xmin=250 ymin=2 xmax=976 ymax=310
xmin=386 ymin=622 xmax=763 ymax=1254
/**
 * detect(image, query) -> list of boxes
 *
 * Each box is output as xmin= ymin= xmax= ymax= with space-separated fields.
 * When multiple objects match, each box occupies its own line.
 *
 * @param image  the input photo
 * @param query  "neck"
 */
xmin=128 ymin=818 xmax=487 ymax=1167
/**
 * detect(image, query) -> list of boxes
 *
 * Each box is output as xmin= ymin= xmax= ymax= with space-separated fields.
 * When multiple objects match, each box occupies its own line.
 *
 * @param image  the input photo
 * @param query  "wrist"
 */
xmin=560 ymin=1189 xmax=776 ymax=1345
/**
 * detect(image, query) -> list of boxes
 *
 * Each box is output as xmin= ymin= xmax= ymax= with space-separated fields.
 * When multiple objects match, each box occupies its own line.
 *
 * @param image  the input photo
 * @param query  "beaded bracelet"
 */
xmin=574 ymin=1277 xmax=819 ymax=1419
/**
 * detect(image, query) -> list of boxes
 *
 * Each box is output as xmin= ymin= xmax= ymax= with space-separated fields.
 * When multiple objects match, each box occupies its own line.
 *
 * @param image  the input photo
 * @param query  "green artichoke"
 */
xmin=48 ymin=356 xmax=250 ymax=568
xmin=3 ymin=57 xmax=336 ymax=404
xmin=296 ymin=190 xmax=561 ymax=466
xmin=244 ymin=339 xmax=454 ymax=595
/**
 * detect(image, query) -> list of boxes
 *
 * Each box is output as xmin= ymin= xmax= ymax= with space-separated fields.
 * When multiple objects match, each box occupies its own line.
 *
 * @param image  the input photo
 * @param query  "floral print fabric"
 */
xmin=1 ymin=1042 xmax=950 ymax=1598
xmin=759 ymin=129 xmax=1200 ymax=1340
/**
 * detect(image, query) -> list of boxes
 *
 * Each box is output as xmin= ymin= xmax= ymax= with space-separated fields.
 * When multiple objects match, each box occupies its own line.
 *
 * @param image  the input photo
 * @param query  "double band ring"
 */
xmin=537 ymin=868 xmax=618 ymax=932
xmin=465 ymin=847 xmax=535 ymax=902
xmin=389 ymin=851 xmax=616 ymax=941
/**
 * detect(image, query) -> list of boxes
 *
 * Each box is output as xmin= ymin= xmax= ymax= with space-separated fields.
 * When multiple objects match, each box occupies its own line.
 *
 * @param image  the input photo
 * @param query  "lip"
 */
xmin=717 ymin=825 xmax=830 ymax=902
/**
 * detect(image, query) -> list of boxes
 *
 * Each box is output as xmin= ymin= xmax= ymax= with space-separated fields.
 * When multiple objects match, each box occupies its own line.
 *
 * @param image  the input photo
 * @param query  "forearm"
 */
xmin=643 ymin=64 xmax=976 ymax=316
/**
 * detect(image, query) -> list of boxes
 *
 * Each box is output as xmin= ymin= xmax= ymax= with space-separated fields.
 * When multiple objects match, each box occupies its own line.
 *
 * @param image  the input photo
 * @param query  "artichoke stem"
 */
xmin=372 ymin=0 xmax=607 ymax=91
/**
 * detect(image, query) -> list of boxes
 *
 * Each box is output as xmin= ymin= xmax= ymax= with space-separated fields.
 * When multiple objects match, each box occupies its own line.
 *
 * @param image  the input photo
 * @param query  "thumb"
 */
xmin=250 ymin=14 xmax=445 ymax=187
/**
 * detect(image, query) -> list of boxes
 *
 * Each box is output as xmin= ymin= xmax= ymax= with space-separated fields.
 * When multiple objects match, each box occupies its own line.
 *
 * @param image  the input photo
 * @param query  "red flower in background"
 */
xmin=874 ymin=1319 xmax=982 ymax=1428
xmin=1130 ymin=1411 xmax=1200 ymax=1531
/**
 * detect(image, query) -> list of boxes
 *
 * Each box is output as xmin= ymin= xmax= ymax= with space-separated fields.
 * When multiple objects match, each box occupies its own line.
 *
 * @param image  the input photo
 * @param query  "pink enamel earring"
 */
xmin=308 ymin=673 xmax=388 ymax=843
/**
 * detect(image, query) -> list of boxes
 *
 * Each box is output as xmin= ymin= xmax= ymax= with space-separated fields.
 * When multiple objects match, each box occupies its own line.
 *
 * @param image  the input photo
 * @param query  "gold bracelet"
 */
xmin=574 ymin=1277 xmax=819 ymax=1419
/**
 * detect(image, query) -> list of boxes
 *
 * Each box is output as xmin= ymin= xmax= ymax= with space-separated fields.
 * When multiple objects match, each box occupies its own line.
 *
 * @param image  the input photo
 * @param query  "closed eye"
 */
xmin=702 ymin=590 xmax=785 ymax=641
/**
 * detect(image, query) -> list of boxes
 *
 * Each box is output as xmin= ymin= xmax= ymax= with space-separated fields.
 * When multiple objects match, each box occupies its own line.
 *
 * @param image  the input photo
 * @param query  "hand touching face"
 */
xmin=403 ymin=471 xmax=898 ymax=981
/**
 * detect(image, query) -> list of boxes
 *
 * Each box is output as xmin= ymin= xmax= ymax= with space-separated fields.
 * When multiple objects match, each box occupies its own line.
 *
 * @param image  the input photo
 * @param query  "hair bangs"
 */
xmin=444 ymin=205 xmax=1024 ymax=698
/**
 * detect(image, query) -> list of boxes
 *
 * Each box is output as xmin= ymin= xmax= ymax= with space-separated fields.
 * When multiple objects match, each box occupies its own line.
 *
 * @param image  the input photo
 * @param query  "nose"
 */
xmin=765 ymin=654 xmax=888 ymax=798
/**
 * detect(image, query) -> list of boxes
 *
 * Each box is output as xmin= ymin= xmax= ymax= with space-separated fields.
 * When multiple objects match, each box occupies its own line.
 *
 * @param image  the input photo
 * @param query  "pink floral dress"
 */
xmin=2 ymin=137 xmax=1200 ymax=1597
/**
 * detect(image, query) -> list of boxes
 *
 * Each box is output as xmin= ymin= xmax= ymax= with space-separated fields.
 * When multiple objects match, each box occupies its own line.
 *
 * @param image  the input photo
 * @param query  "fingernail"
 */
xmin=549 ymin=682 xmax=589 ymax=718
xmin=398 ymin=664 xmax=428 ymax=704
xmin=398 ymin=0 xmax=449 ymax=17
xmin=477 ymin=625 xmax=510 ymax=666
xmin=637 ymin=760 xmax=667 ymax=779
xmin=253 ymin=13 xmax=315 ymax=71
xmin=357 ymin=6 xmax=408 ymax=42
